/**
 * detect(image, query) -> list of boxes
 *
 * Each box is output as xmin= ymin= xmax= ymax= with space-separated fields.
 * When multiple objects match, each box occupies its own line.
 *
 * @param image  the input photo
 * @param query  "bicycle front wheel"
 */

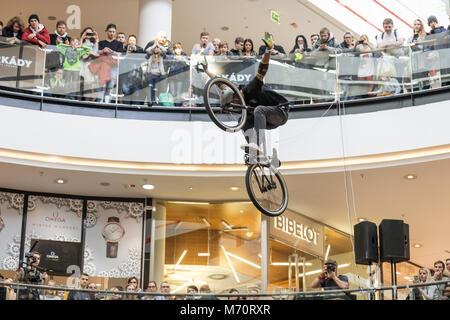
xmin=245 ymin=163 xmax=288 ymax=217
xmin=203 ymin=77 xmax=247 ymax=132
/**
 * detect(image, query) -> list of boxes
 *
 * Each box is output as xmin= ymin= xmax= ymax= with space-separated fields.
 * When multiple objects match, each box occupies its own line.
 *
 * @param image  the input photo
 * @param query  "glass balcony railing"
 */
xmin=0 ymin=33 xmax=449 ymax=109
xmin=1 ymin=279 xmax=449 ymax=300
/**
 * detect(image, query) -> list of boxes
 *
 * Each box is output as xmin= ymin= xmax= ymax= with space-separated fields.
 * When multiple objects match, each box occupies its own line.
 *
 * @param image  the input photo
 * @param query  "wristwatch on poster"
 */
xmin=0 ymin=216 xmax=5 ymax=232
xmin=101 ymin=217 xmax=125 ymax=258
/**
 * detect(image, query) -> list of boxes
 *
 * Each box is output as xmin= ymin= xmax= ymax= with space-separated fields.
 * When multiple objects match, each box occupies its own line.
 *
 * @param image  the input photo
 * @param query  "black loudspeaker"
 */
xmin=354 ymin=221 xmax=379 ymax=265
xmin=379 ymin=219 xmax=410 ymax=263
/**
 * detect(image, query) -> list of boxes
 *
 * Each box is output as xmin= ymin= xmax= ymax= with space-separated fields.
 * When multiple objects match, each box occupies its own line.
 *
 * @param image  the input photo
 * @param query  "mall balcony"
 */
xmin=0 ymin=35 xmax=449 ymax=300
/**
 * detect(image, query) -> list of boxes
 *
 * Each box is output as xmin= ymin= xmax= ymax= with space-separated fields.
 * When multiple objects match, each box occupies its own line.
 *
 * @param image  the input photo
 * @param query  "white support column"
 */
xmin=261 ymin=215 xmax=270 ymax=293
xmin=149 ymin=202 xmax=166 ymax=286
xmin=138 ymin=0 xmax=173 ymax=47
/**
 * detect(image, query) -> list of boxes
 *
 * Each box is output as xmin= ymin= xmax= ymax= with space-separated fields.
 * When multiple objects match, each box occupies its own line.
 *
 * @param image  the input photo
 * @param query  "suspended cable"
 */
xmin=335 ymin=58 xmax=363 ymax=290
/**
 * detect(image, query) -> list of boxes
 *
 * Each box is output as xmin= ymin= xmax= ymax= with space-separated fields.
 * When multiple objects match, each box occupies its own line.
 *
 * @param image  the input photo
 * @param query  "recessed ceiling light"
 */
xmin=208 ymin=274 xmax=227 ymax=280
xmin=404 ymin=174 xmax=417 ymax=180
xmin=188 ymin=187 xmax=193 ymax=190
xmin=55 ymin=178 xmax=66 ymax=184
xmin=230 ymin=187 xmax=240 ymax=191
xmin=357 ymin=218 xmax=366 ymax=222
xmin=197 ymin=253 xmax=210 ymax=257
xmin=142 ymin=184 xmax=155 ymax=190
xmin=413 ymin=244 xmax=423 ymax=248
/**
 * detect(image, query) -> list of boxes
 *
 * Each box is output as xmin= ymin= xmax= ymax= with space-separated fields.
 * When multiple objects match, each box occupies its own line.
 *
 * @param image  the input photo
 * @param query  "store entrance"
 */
xmin=269 ymin=239 xmax=321 ymax=293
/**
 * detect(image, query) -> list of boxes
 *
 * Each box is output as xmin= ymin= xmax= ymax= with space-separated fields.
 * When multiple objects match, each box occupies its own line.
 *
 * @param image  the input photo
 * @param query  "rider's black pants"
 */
xmin=242 ymin=104 xmax=288 ymax=147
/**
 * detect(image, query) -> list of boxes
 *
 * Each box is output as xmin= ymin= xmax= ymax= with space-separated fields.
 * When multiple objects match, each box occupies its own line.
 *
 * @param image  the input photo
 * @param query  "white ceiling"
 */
xmin=172 ymin=0 xmax=350 ymax=53
xmin=0 ymin=154 xmax=449 ymax=270
xmin=3 ymin=0 xmax=447 ymax=51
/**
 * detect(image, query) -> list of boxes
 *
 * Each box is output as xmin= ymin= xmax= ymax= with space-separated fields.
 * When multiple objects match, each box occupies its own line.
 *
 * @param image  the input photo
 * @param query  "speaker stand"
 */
xmin=390 ymin=261 xmax=398 ymax=300
xmin=368 ymin=264 xmax=375 ymax=300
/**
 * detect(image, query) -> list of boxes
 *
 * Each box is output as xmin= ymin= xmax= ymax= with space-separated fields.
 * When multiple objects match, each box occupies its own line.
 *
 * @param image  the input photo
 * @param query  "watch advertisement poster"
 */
xmin=24 ymin=196 xmax=83 ymax=254
xmin=84 ymin=200 xmax=144 ymax=279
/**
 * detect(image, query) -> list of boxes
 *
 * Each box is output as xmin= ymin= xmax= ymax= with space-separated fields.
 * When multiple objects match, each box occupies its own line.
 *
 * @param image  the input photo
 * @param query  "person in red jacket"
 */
xmin=22 ymin=14 xmax=50 ymax=48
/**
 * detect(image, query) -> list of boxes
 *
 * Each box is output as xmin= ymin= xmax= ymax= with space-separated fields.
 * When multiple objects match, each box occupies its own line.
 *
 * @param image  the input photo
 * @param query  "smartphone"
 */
xmin=414 ymin=275 xmax=419 ymax=282
xmin=86 ymin=32 xmax=94 ymax=37
xmin=358 ymin=40 xmax=364 ymax=44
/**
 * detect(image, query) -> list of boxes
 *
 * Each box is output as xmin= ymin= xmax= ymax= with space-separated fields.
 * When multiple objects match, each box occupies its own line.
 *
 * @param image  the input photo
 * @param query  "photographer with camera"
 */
xmin=15 ymin=251 xmax=48 ymax=300
xmin=311 ymin=259 xmax=349 ymax=299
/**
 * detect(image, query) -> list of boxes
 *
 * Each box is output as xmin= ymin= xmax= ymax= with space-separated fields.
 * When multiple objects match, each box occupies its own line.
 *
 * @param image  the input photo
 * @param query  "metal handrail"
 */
xmin=1 ymin=279 xmax=448 ymax=299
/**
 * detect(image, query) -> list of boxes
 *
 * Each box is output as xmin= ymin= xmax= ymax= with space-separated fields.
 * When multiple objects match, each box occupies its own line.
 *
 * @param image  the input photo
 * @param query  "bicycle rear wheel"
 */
xmin=203 ymin=77 xmax=247 ymax=132
xmin=245 ymin=163 xmax=288 ymax=217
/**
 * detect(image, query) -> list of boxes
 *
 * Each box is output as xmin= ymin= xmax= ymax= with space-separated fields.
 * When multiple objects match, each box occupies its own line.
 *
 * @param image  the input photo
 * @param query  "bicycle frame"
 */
xmin=252 ymin=163 xmax=277 ymax=193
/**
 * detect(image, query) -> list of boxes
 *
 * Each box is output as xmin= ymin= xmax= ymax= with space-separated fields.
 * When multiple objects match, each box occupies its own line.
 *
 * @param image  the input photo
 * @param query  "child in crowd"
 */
xmin=49 ymin=68 xmax=66 ymax=91
xmin=168 ymin=42 xmax=189 ymax=102
xmin=80 ymin=27 xmax=101 ymax=101
xmin=145 ymin=44 xmax=166 ymax=105
xmin=57 ymin=38 xmax=91 ymax=99
xmin=217 ymin=42 xmax=230 ymax=56
xmin=371 ymin=62 xmax=401 ymax=97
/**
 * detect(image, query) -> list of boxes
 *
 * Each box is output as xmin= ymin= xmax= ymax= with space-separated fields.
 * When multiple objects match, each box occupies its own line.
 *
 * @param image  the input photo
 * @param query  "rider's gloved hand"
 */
xmin=195 ymin=56 xmax=209 ymax=73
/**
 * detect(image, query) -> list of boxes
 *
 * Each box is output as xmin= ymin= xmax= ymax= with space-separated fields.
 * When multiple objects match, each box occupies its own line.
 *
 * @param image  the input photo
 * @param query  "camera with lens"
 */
xmin=326 ymin=264 xmax=336 ymax=273
xmin=25 ymin=252 xmax=37 ymax=264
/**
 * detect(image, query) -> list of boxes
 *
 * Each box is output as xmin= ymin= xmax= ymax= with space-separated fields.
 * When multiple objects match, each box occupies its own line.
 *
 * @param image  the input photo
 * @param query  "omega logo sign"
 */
xmin=45 ymin=212 xmax=66 ymax=223
xmin=274 ymin=216 xmax=320 ymax=245
xmin=46 ymin=251 xmax=59 ymax=261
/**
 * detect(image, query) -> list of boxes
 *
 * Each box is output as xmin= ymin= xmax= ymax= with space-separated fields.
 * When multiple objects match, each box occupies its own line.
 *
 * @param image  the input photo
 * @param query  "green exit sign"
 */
xmin=271 ymin=10 xmax=280 ymax=24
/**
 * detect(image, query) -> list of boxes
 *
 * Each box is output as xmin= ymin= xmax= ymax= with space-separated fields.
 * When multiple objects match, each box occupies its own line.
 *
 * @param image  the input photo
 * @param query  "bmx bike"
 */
xmin=203 ymin=76 xmax=288 ymax=217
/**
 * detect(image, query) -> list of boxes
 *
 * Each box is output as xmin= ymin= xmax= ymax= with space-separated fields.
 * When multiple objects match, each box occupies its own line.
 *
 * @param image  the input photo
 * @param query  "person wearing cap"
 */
xmin=425 ymin=16 xmax=447 ymax=52
xmin=21 ymin=14 xmax=50 ymax=48
xmin=311 ymin=259 xmax=349 ymax=293
xmin=427 ymin=16 xmax=446 ymax=35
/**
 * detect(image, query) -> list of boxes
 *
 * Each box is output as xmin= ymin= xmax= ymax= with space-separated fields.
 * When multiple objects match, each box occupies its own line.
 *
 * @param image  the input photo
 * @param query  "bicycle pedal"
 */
xmin=271 ymin=148 xmax=281 ymax=168
xmin=271 ymin=159 xmax=281 ymax=168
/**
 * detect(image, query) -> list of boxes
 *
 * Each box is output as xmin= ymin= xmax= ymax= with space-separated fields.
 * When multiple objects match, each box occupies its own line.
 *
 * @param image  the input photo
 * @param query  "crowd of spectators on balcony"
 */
xmin=0 ymin=13 xmax=449 ymax=105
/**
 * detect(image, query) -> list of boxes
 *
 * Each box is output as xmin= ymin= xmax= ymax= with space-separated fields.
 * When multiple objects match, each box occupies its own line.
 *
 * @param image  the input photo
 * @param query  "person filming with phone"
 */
xmin=311 ymin=259 xmax=349 ymax=299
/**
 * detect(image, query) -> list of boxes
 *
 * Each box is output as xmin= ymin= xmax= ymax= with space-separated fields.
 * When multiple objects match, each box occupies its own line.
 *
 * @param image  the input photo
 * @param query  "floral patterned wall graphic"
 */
xmin=0 ymin=192 xmax=144 ymax=278
xmin=0 ymin=192 xmax=24 ymax=270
